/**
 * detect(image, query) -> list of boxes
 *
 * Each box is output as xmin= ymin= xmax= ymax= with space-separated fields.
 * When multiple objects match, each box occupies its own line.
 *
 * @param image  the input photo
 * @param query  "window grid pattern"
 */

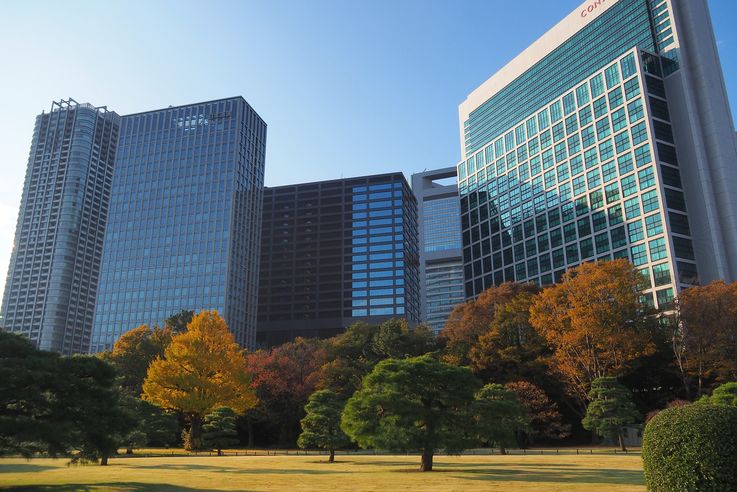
xmin=463 ymin=0 xmax=659 ymax=157
xmin=458 ymin=49 xmax=686 ymax=308
xmin=1 ymin=100 xmax=120 ymax=355
xmin=91 ymin=98 xmax=266 ymax=351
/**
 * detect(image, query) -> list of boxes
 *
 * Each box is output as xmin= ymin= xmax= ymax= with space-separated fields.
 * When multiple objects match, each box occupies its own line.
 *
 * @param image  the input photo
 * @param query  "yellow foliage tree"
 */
xmin=529 ymin=260 xmax=656 ymax=410
xmin=142 ymin=310 xmax=256 ymax=449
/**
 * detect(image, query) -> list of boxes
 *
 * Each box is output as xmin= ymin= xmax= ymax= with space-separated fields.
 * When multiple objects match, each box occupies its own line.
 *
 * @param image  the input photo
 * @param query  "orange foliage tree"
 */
xmin=440 ymin=282 xmax=539 ymax=366
xmin=142 ymin=310 xmax=256 ymax=449
xmin=674 ymin=280 xmax=737 ymax=397
xmin=529 ymin=260 xmax=656 ymax=409
xmin=467 ymin=291 xmax=549 ymax=384
xmin=99 ymin=324 xmax=172 ymax=395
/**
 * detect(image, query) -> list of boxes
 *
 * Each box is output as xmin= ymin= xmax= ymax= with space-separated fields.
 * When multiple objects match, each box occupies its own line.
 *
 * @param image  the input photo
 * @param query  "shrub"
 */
xmin=642 ymin=404 xmax=737 ymax=491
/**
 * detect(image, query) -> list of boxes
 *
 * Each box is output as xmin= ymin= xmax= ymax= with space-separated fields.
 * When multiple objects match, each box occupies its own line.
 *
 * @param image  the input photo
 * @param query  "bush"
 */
xmin=642 ymin=404 xmax=737 ymax=491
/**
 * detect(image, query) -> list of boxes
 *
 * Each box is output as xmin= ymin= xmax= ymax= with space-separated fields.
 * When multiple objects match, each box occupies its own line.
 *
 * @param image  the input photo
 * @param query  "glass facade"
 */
xmin=425 ymin=261 xmax=465 ymax=333
xmin=423 ymin=197 xmax=463 ymax=253
xmin=257 ymin=173 xmax=420 ymax=347
xmin=463 ymin=0 xmax=677 ymax=157
xmin=349 ymin=178 xmax=419 ymax=319
xmin=91 ymin=97 xmax=266 ymax=351
xmin=1 ymin=99 xmax=120 ymax=354
xmin=459 ymin=45 xmax=696 ymax=309
xmin=412 ymin=167 xmax=465 ymax=334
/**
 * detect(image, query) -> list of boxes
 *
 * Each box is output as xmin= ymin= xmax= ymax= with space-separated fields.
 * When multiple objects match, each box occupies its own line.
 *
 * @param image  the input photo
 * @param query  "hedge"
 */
xmin=642 ymin=404 xmax=737 ymax=491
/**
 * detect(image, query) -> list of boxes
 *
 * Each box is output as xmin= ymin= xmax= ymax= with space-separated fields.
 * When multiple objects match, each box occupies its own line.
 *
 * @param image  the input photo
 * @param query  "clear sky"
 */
xmin=1 ymin=0 xmax=736 ymax=298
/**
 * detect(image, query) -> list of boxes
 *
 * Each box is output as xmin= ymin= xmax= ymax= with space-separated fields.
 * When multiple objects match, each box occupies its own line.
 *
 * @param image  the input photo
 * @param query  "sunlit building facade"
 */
xmin=457 ymin=0 xmax=737 ymax=307
xmin=1 ymin=99 xmax=120 ymax=354
xmin=91 ymin=97 xmax=266 ymax=351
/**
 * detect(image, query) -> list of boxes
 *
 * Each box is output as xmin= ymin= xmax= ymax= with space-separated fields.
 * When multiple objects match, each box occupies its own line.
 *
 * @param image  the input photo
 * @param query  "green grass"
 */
xmin=0 ymin=453 xmax=645 ymax=491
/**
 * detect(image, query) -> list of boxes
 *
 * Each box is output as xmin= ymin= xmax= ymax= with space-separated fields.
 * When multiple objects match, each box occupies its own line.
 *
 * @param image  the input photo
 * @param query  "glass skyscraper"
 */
xmin=457 ymin=0 xmax=737 ymax=307
xmin=412 ymin=168 xmax=465 ymax=334
xmin=1 ymin=99 xmax=120 ymax=354
xmin=258 ymin=173 xmax=420 ymax=346
xmin=91 ymin=97 xmax=266 ymax=351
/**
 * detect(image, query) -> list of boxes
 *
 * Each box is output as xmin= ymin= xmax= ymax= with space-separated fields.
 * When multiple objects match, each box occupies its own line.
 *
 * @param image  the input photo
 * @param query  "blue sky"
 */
xmin=1 ymin=0 xmax=736 ymax=297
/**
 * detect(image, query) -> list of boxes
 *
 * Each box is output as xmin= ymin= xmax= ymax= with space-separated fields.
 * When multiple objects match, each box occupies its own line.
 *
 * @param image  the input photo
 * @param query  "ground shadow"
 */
xmin=0 ymin=464 xmax=56 ymax=474
xmin=2 ymin=484 xmax=228 ymax=492
xmin=122 ymin=463 xmax=340 ymax=475
xmin=451 ymin=466 xmax=644 ymax=485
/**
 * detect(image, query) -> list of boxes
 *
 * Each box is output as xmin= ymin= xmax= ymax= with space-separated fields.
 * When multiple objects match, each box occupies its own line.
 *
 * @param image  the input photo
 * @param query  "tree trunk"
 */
xmin=126 ymin=447 xmax=133 ymax=455
xmin=188 ymin=415 xmax=203 ymax=450
xmin=618 ymin=431 xmax=627 ymax=452
xmin=420 ymin=448 xmax=433 ymax=472
xmin=499 ymin=445 xmax=507 ymax=455
xmin=100 ymin=455 xmax=109 ymax=466
xmin=217 ymin=448 xmax=223 ymax=456
xmin=247 ymin=418 xmax=254 ymax=448
xmin=329 ymin=449 xmax=335 ymax=463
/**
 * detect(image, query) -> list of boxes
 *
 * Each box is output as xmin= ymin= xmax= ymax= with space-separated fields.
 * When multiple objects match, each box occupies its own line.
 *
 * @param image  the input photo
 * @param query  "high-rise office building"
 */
xmin=457 ymin=0 xmax=737 ymax=308
xmin=412 ymin=167 xmax=465 ymax=334
xmin=1 ymin=99 xmax=120 ymax=354
xmin=91 ymin=97 xmax=266 ymax=351
xmin=257 ymin=172 xmax=420 ymax=346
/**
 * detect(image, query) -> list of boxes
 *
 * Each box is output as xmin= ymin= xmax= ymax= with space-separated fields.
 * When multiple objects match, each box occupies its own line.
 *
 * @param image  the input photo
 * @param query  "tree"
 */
xmin=244 ymin=337 xmax=327 ymax=447
xmin=341 ymin=355 xmax=481 ymax=472
xmin=202 ymin=407 xmax=239 ymax=456
xmin=119 ymin=396 xmax=179 ymax=453
xmin=473 ymin=384 xmax=527 ymax=454
xmin=297 ymin=390 xmax=349 ymax=462
xmin=467 ymin=292 xmax=550 ymax=384
xmin=99 ymin=324 xmax=172 ymax=395
xmin=529 ymin=260 xmax=657 ymax=409
xmin=582 ymin=377 xmax=640 ymax=451
xmin=698 ymin=382 xmax=737 ymax=407
xmin=441 ymin=283 xmax=538 ymax=366
xmin=165 ymin=309 xmax=195 ymax=334
xmin=0 ymin=332 xmax=67 ymax=457
xmin=1 ymin=332 xmax=137 ymax=464
xmin=505 ymin=381 xmax=570 ymax=446
xmin=318 ymin=319 xmax=437 ymax=397
xmin=673 ymin=281 xmax=737 ymax=397
xmin=58 ymin=356 xmax=138 ymax=465
xmin=142 ymin=310 xmax=256 ymax=450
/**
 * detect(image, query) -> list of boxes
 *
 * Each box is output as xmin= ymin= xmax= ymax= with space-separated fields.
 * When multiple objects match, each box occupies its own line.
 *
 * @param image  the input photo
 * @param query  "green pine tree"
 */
xmin=297 ymin=390 xmax=349 ymax=462
xmin=582 ymin=377 xmax=640 ymax=451
xmin=202 ymin=407 xmax=239 ymax=455
xmin=474 ymin=384 xmax=528 ymax=454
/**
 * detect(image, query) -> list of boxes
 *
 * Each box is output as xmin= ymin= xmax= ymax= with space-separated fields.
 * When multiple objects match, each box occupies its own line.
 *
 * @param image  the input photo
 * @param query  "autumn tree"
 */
xmin=142 ymin=310 xmax=256 ymax=450
xmin=529 ymin=260 xmax=657 ymax=410
xmin=244 ymin=337 xmax=327 ymax=447
xmin=505 ymin=381 xmax=570 ymax=446
xmin=297 ymin=390 xmax=349 ymax=462
xmin=99 ymin=325 xmax=172 ymax=395
xmin=473 ymin=384 xmax=527 ymax=454
xmin=468 ymin=291 xmax=549 ymax=384
xmin=673 ymin=281 xmax=737 ymax=397
xmin=202 ymin=407 xmax=239 ymax=456
xmin=582 ymin=377 xmax=640 ymax=451
xmin=441 ymin=282 xmax=538 ymax=366
xmin=341 ymin=355 xmax=480 ymax=472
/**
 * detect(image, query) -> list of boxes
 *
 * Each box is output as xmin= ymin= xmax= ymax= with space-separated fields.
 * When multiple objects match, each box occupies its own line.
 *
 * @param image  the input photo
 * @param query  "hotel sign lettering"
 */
xmin=580 ymin=0 xmax=608 ymax=18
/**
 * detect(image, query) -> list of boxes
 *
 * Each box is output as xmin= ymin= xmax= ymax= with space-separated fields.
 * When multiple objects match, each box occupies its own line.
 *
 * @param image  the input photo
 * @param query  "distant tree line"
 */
xmin=1 ymin=259 xmax=736 ymax=469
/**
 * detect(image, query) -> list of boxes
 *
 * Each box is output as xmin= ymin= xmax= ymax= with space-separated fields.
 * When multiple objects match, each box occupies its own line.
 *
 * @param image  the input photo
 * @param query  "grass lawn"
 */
xmin=0 ymin=453 xmax=645 ymax=491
